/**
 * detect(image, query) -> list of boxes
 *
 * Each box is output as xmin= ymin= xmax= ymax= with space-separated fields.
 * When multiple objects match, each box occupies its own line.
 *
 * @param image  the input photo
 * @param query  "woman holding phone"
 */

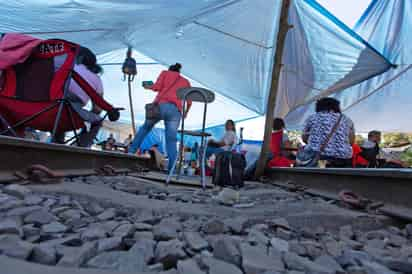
xmin=129 ymin=63 xmax=192 ymax=171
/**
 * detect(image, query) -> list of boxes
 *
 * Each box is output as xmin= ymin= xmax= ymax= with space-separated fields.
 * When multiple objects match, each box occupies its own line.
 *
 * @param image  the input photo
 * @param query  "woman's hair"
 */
xmin=168 ymin=63 xmax=182 ymax=72
xmin=273 ymin=118 xmax=285 ymax=131
xmin=315 ymin=97 xmax=341 ymax=113
xmin=77 ymin=47 xmax=103 ymax=74
xmin=225 ymin=119 xmax=236 ymax=132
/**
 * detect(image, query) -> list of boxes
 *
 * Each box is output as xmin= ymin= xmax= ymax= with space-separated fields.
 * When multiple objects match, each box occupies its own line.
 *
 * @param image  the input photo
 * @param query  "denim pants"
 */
xmin=129 ymin=103 xmax=181 ymax=171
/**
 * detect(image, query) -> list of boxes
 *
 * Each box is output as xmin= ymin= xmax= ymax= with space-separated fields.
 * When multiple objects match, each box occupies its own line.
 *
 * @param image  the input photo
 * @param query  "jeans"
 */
xmin=129 ymin=103 xmax=181 ymax=171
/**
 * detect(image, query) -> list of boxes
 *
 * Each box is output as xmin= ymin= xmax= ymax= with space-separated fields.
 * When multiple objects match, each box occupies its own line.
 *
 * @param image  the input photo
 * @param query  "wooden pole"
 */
xmin=254 ymin=0 xmax=292 ymax=179
xmin=128 ymin=77 xmax=137 ymax=136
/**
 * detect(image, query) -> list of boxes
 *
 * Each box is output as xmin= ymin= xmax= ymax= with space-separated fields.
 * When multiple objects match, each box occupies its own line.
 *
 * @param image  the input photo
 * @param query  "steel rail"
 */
xmin=0 ymin=136 xmax=154 ymax=183
xmin=268 ymin=167 xmax=412 ymax=221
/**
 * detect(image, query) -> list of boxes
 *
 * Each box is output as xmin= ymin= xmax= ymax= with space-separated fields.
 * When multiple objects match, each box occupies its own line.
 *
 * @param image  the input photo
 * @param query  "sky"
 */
xmin=317 ymin=0 xmax=372 ymax=27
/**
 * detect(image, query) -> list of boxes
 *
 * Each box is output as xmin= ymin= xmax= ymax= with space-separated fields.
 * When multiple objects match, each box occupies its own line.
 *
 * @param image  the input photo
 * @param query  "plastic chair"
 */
xmin=167 ymin=87 xmax=215 ymax=189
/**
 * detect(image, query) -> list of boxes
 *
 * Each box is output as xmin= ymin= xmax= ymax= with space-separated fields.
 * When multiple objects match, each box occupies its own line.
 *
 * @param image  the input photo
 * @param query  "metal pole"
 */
xmin=200 ymin=99 xmax=208 ymax=190
xmin=128 ymin=76 xmax=137 ymax=136
xmin=255 ymin=0 xmax=292 ymax=179
xmin=177 ymin=97 xmax=187 ymax=180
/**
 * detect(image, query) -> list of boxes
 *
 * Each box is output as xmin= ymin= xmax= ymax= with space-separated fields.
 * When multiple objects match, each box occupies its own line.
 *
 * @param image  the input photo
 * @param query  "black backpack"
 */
xmin=212 ymin=151 xmax=246 ymax=188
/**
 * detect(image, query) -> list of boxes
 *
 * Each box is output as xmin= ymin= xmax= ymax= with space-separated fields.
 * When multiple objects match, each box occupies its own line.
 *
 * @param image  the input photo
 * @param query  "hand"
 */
xmin=183 ymin=111 xmax=188 ymax=120
xmin=108 ymin=108 xmax=120 ymax=121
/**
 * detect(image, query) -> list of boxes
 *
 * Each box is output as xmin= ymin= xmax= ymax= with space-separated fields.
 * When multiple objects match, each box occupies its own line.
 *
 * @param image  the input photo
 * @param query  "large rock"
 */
xmin=289 ymin=240 xmax=308 ymax=257
xmin=224 ymin=217 xmax=248 ymax=234
xmin=283 ymin=252 xmax=333 ymax=274
xmin=97 ymin=237 xmax=123 ymax=253
xmin=57 ymin=242 xmax=97 ymax=267
xmin=100 ymin=221 xmax=122 ymax=233
xmin=213 ymin=237 xmax=241 ymax=267
xmin=387 ymin=233 xmax=407 ymax=247
xmin=129 ymin=239 xmax=155 ymax=264
xmin=201 ymin=256 xmax=243 ymax=274
xmin=134 ymin=231 xmax=154 ymax=241
xmin=81 ymin=226 xmax=107 ymax=241
xmin=382 ymin=258 xmax=412 ymax=273
xmin=155 ymin=239 xmax=187 ymax=269
xmin=31 ymin=244 xmax=57 ymax=265
xmin=0 ymin=197 xmax=23 ymax=211
xmin=270 ymin=237 xmax=289 ymax=252
xmin=405 ymin=224 xmax=412 ymax=237
xmin=112 ymin=223 xmax=136 ymax=238
xmin=337 ymin=249 xmax=371 ymax=268
xmin=83 ymin=202 xmax=104 ymax=215
xmin=135 ymin=222 xmax=153 ymax=231
xmin=248 ymin=229 xmax=269 ymax=246
xmin=361 ymin=260 xmax=398 ymax=274
xmin=183 ymin=232 xmax=208 ymax=251
xmin=7 ymin=206 xmax=42 ymax=217
xmin=24 ymin=209 xmax=57 ymax=225
xmin=0 ymin=234 xmax=33 ymax=260
xmin=323 ymin=238 xmax=344 ymax=258
xmin=86 ymin=250 xmax=147 ymax=272
xmin=86 ymin=251 xmax=129 ymax=270
xmin=59 ymin=209 xmax=82 ymax=220
xmin=0 ymin=218 xmax=22 ymax=236
xmin=314 ymin=255 xmax=345 ymax=274
xmin=97 ymin=208 xmax=116 ymax=221
xmin=301 ymin=240 xmax=324 ymax=259
xmin=22 ymin=224 xmax=40 ymax=242
xmin=153 ymin=221 xmax=180 ymax=241
xmin=41 ymin=222 xmax=68 ymax=234
xmin=135 ymin=211 xmax=160 ymax=225
xmin=24 ymin=195 xmax=43 ymax=206
xmin=203 ymin=220 xmax=226 ymax=235
xmin=339 ymin=225 xmax=354 ymax=240
xmin=177 ymin=259 xmax=205 ymax=274
xmin=240 ymin=243 xmax=284 ymax=274
xmin=3 ymin=184 xmax=31 ymax=199
xmin=40 ymin=234 xmax=81 ymax=247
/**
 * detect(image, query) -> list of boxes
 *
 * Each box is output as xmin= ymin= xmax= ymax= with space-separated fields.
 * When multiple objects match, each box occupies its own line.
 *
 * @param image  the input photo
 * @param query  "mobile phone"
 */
xmin=142 ymin=81 xmax=154 ymax=87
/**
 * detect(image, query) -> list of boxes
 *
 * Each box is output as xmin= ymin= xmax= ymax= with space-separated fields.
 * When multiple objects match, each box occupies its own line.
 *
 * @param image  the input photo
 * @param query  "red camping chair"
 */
xmin=0 ymin=36 xmax=119 ymax=144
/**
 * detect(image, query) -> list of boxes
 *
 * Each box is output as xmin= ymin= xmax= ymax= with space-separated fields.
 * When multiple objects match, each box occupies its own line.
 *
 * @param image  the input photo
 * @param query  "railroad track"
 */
xmin=269 ymin=167 xmax=412 ymax=221
xmin=0 ymin=136 xmax=154 ymax=183
xmin=1 ymin=135 xmax=412 ymax=222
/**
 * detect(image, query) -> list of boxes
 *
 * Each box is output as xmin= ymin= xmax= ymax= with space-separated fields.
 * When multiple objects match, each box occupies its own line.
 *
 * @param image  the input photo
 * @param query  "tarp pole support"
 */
xmin=128 ymin=76 xmax=137 ymax=136
xmin=255 ymin=0 xmax=292 ymax=179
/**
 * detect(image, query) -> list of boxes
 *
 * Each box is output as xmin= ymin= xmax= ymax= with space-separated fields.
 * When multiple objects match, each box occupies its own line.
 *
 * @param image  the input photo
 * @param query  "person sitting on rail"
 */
xmin=244 ymin=118 xmax=294 ymax=179
xmin=302 ymin=97 xmax=355 ymax=168
xmin=267 ymin=118 xmax=296 ymax=168
xmin=123 ymin=133 xmax=133 ymax=147
xmin=206 ymin=119 xmax=237 ymax=159
xmin=353 ymin=130 xmax=406 ymax=168
xmin=55 ymin=47 xmax=114 ymax=147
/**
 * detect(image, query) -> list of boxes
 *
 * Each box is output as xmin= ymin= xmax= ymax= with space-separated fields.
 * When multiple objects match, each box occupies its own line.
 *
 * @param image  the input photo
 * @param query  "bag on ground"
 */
xmin=212 ymin=151 xmax=246 ymax=188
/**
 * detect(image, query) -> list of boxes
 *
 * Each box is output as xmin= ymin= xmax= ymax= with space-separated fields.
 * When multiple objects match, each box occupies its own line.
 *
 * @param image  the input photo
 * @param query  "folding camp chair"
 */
xmin=0 ymin=34 xmax=119 ymax=144
xmin=166 ymin=87 xmax=215 ymax=189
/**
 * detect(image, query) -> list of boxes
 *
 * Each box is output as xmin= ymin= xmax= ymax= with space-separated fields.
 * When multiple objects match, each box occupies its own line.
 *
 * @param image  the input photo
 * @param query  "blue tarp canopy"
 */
xmin=286 ymin=0 xmax=411 ymax=132
xmin=0 ymin=0 xmax=391 ymax=131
